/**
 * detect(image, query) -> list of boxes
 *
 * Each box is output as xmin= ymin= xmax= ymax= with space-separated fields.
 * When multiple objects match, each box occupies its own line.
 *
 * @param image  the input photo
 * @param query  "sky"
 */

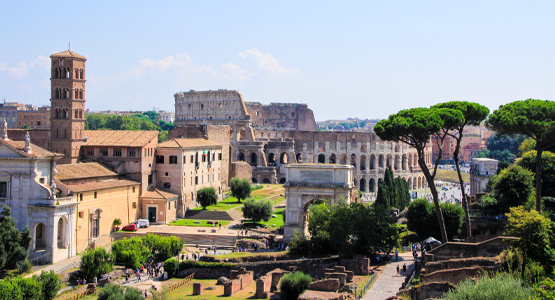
xmin=1 ymin=1 xmax=555 ymax=121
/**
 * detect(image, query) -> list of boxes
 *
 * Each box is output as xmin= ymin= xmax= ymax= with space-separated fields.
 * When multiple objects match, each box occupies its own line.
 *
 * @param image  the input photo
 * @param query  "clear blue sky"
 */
xmin=1 ymin=1 xmax=554 ymax=120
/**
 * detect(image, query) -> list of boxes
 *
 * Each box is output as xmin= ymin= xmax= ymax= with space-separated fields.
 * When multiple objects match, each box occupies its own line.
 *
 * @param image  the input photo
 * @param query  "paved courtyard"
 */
xmin=362 ymin=253 xmax=416 ymax=300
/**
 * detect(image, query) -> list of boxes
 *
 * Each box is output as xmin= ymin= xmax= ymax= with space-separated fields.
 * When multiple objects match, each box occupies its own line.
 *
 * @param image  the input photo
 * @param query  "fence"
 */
xmin=402 ymin=257 xmax=425 ymax=290
xmin=355 ymin=271 xmax=378 ymax=300
xmin=55 ymin=285 xmax=94 ymax=300
xmin=163 ymin=273 xmax=195 ymax=293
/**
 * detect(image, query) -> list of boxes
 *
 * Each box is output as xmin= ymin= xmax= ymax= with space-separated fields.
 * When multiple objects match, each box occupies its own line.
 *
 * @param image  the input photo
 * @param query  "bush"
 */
xmin=242 ymin=199 xmax=272 ymax=223
xmin=532 ymin=278 xmax=555 ymax=300
xmin=280 ymin=271 xmax=312 ymax=300
xmin=12 ymin=277 xmax=41 ymax=300
xmin=178 ymin=260 xmax=235 ymax=269
xmin=442 ymin=272 xmax=531 ymax=300
xmin=80 ymin=247 xmax=114 ymax=281
xmin=111 ymin=234 xmax=182 ymax=266
xmin=98 ymin=283 xmax=143 ymax=300
xmin=17 ymin=259 xmax=32 ymax=274
xmin=164 ymin=258 xmax=178 ymax=278
xmin=0 ymin=275 xmax=57 ymax=300
xmin=36 ymin=271 xmax=62 ymax=300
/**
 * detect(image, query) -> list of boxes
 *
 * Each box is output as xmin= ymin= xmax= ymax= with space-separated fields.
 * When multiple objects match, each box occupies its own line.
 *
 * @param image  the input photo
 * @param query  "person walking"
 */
xmin=396 ymin=264 xmax=400 ymax=275
xmin=395 ymin=249 xmax=399 ymax=261
xmin=402 ymin=263 xmax=407 ymax=276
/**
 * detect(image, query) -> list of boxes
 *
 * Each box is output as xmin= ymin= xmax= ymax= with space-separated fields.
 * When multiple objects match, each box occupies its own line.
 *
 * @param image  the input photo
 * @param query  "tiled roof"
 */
xmin=0 ymin=139 xmax=62 ymax=158
xmin=157 ymin=138 xmax=220 ymax=149
xmin=66 ymin=179 xmax=139 ymax=193
xmin=50 ymin=50 xmax=86 ymax=59
xmin=56 ymin=162 xmax=117 ymax=181
xmin=83 ymin=130 xmax=158 ymax=147
xmin=141 ymin=186 xmax=179 ymax=200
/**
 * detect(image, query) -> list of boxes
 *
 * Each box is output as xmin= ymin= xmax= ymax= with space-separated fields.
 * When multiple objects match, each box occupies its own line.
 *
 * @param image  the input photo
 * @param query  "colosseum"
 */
xmin=173 ymin=89 xmax=430 ymax=199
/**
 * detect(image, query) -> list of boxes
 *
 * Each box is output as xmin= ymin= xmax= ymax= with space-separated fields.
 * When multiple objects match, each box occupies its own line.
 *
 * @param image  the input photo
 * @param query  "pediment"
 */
xmin=0 ymin=143 xmax=26 ymax=158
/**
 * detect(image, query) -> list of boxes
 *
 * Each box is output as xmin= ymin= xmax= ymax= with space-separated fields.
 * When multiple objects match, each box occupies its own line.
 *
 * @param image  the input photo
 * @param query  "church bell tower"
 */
xmin=49 ymin=49 xmax=87 ymax=164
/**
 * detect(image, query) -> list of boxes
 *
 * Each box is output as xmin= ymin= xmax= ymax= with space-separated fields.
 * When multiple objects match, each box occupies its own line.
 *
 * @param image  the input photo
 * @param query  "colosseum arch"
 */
xmin=268 ymin=153 xmax=276 ymax=165
xmin=360 ymin=179 xmax=365 ymax=192
xmin=329 ymin=153 xmax=336 ymax=164
xmin=360 ymin=155 xmax=367 ymax=170
xmin=250 ymin=153 xmax=258 ymax=165
xmin=350 ymin=154 xmax=357 ymax=168
xmin=379 ymin=154 xmax=384 ymax=168
xmin=386 ymin=154 xmax=393 ymax=168
xmin=340 ymin=153 xmax=347 ymax=165
xmin=395 ymin=145 xmax=400 ymax=152
xmin=369 ymin=154 xmax=375 ymax=169
xmin=394 ymin=155 xmax=400 ymax=170
xmin=369 ymin=178 xmax=375 ymax=192
xmin=318 ymin=154 xmax=325 ymax=164
xmin=296 ymin=153 xmax=302 ymax=163
xmin=280 ymin=152 xmax=289 ymax=164
xmin=402 ymin=154 xmax=407 ymax=170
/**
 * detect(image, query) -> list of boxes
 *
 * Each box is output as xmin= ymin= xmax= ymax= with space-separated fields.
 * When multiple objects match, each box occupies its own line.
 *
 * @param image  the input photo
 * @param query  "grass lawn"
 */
xmin=434 ymin=169 xmax=470 ymax=184
xmin=165 ymin=278 xmax=258 ymax=300
xmin=190 ymin=184 xmax=285 ymax=212
xmin=243 ymin=208 xmax=285 ymax=228
xmin=169 ymin=219 xmax=231 ymax=227
xmin=211 ymin=250 xmax=289 ymax=261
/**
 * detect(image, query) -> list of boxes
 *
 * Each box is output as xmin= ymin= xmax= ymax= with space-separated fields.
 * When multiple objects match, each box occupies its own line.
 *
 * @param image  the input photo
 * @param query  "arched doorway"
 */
xmin=280 ymin=178 xmax=286 ymax=184
xmin=369 ymin=178 xmax=375 ymax=192
xmin=262 ymin=178 xmax=271 ymax=184
xmin=91 ymin=209 xmax=101 ymax=238
xmin=394 ymin=155 xmax=400 ymax=170
xmin=318 ymin=154 xmax=325 ymax=164
xmin=379 ymin=154 xmax=384 ymax=167
xmin=360 ymin=179 xmax=365 ymax=192
xmin=296 ymin=153 xmax=302 ymax=163
xmin=340 ymin=154 xmax=347 ymax=164
xmin=350 ymin=154 xmax=357 ymax=168
xmin=280 ymin=153 xmax=288 ymax=164
xmin=329 ymin=153 xmax=336 ymax=164
xmin=57 ymin=217 xmax=66 ymax=249
xmin=268 ymin=153 xmax=276 ymax=165
xmin=35 ymin=223 xmax=46 ymax=251
xmin=252 ymin=177 xmax=258 ymax=183
xmin=370 ymin=154 xmax=375 ymax=169
xmin=250 ymin=153 xmax=258 ymax=166
xmin=238 ymin=152 xmax=245 ymax=162
xmin=360 ymin=155 xmax=367 ymax=170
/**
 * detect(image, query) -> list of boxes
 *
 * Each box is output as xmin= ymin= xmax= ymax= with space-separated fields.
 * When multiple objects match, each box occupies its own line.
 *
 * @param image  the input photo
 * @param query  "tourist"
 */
xmin=94 ymin=277 xmax=97 ymax=285
xmin=219 ymin=223 xmax=222 ymax=230
xmin=395 ymin=249 xmax=399 ymax=261
xmin=402 ymin=263 xmax=407 ymax=275
xmin=214 ymin=247 xmax=217 ymax=255
xmin=144 ymin=290 xmax=148 ymax=298
xmin=396 ymin=265 xmax=400 ymax=275
xmin=254 ymin=242 xmax=258 ymax=251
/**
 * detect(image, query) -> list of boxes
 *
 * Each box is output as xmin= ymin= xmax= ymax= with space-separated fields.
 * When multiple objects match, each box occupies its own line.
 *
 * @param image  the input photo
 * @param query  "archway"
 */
xmin=280 ymin=153 xmax=289 ymax=164
xmin=386 ymin=154 xmax=392 ymax=168
xmin=35 ymin=223 xmax=46 ymax=250
xmin=250 ymin=153 xmax=258 ymax=166
xmin=350 ymin=154 xmax=357 ymax=168
xmin=402 ymin=155 xmax=407 ymax=170
xmin=407 ymin=178 xmax=412 ymax=190
xmin=238 ymin=152 xmax=245 ymax=162
xmin=395 ymin=145 xmax=400 ymax=152
xmin=57 ymin=217 xmax=66 ymax=249
xmin=369 ymin=178 xmax=375 ymax=192
xmin=262 ymin=178 xmax=271 ymax=184
xmin=296 ymin=153 xmax=302 ymax=163
xmin=318 ymin=154 xmax=325 ymax=164
xmin=280 ymin=177 xmax=286 ymax=184
xmin=92 ymin=210 xmax=101 ymax=238
xmin=360 ymin=155 xmax=367 ymax=170
xmin=379 ymin=154 xmax=384 ymax=168
xmin=354 ymin=178 xmax=358 ymax=188
xmin=329 ymin=153 xmax=336 ymax=164
xmin=370 ymin=154 xmax=376 ymax=169
xmin=394 ymin=155 xmax=400 ymax=170
xmin=252 ymin=177 xmax=258 ymax=183
xmin=360 ymin=179 xmax=365 ymax=192
xmin=268 ymin=153 xmax=276 ymax=165
xmin=340 ymin=153 xmax=347 ymax=164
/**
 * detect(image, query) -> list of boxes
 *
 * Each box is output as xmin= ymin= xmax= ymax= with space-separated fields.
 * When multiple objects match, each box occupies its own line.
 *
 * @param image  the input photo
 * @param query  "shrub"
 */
xmin=12 ymin=277 xmax=41 ymax=300
xmin=80 ymin=247 xmax=114 ymax=281
xmin=17 ymin=259 xmax=32 ymax=274
xmin=178 ymin=260 xmax=235 ymax=269
xmin=442 ymin=272 xmax=531 ymax=300
xmin=98 ymin=284 xmax=143 ymax=300
xmin=242 ymin=199 xmax=272 ymax=223
xmin=111 ymin=234 xmax=182 ymax=265
xmin=36 ymin=271 xmax=62 ymax=300
xmin=251 ymin=184 xmax=264 ymax=191
xmin=532 ymin=278 xmax=555 ymax=300
xmin=280 ymin=271 xmax=312 ymax=300
xmin=164 ymin=258 xmax=178 ymax=278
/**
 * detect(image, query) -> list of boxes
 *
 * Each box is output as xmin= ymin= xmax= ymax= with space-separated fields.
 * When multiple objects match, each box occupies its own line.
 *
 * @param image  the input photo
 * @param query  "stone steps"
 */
xmin=227 ymin=209 xmax=244 ymax=221
xmin=184 ymin=210 xmax=234 ymax=221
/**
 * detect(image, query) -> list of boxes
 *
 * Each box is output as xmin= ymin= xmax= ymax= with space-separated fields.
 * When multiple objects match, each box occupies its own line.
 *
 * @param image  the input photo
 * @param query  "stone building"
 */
xmin=469 ymin=158 xmax=498 ymax=197
xmin=155 ymin=138 xmax=223 ymax=217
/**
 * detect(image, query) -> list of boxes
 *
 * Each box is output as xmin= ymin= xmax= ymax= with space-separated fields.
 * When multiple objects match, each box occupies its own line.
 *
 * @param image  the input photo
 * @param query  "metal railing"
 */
xmin=355 ymin=271 xmax=378 ymax=300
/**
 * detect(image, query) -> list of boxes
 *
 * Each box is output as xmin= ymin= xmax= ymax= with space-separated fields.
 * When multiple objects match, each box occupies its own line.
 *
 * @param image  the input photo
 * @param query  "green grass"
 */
xmin=169 ymin=220 xmax=231 ymax=227
xmin=190 ymin=184 xmax=285 ymax=212
xmin=211 ymin=250 xmax=289 ymax=260
xmin=243 ymin=208 xmax=285 ymax=228
xmin=165 ymin=278 xmax=257 ymax=300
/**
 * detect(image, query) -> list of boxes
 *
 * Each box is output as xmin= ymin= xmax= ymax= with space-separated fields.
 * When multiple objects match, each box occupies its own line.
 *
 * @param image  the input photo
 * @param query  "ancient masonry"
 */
xmin=174 ymin=89 xmax=431 ymax=197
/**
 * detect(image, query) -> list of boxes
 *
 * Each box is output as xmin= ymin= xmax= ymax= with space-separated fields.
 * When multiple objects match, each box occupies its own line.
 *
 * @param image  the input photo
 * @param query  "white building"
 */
xmin=469 ymin=158 xmax=498 ymax=197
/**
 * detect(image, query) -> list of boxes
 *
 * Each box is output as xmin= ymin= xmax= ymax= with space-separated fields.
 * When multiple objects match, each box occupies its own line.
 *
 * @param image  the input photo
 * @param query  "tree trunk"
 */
xmin=536 ymin=148 xmax=543 ymax=213
xmin=453 ymin=134 xmax=471 ymax=238
xmin=418 ymin=158 xmax=448 ymax=243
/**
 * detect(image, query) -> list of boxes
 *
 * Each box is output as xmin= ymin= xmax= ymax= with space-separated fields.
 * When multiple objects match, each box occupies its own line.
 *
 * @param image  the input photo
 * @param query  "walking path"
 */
xmin=362 ymin=253 xmax=416 ymax=300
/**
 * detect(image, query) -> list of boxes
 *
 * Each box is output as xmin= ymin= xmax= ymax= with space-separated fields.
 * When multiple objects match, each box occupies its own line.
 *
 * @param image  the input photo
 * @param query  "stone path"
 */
xmin=362 ymin=253 xmax=416 ymax=300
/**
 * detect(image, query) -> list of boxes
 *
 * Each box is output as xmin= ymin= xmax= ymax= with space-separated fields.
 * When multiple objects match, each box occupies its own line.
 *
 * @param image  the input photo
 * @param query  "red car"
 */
xmin=122 ymin=224 xmax=138 ymax=231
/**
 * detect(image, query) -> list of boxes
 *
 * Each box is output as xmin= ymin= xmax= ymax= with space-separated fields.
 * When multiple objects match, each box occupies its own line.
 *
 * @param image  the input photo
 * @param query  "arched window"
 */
xmin=91 ymin=210 xmax=101 ymax=238
xmin=318 ymin=154 xmax=325 ymax=164
xmin=35 ymin=223 xmax=46 ymax=250
xmin=57 ymin=218 xmax=66 ymax=249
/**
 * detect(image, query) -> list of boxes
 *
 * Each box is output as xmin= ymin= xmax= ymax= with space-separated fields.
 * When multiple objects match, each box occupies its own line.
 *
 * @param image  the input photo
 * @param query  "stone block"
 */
xmin=333 ymin=266 xmax=346 ymax=273
xmin=309 ymin=278 xmax=340 ymax=292
xmin=345 ymin=270 xmax=354 ymax=282
xmin=193 ymin=282 xmax=202 ymax=295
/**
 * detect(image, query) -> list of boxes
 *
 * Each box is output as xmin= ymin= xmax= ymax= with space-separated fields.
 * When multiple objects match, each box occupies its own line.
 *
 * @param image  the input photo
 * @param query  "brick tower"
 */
xmin=50 ymin=50 xmax=87 ymax=164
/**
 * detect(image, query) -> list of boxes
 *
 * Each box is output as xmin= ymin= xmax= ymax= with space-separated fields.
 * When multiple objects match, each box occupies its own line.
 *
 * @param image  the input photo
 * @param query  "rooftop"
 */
xmin=141 ymin=186 xmax=179 ymax=200
xmin=57 ymin=162 xmax=117 ymax=181
xmin=0 ymin=139 xmax=62 ymax=158
xmin=66 ymin=179 xmax=139 ymax=193
xmin=157 ymin=138 xmax=221 ymax=149
xmin=83 ymin=130 xmax=158 ymax=147
xmin=50 ymin=50 xmax=87 ymax=60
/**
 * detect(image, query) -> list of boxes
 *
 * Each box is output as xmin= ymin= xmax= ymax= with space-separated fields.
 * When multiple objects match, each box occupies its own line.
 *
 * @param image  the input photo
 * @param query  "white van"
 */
xmin=136 ymin=219 xmax=150 ymax=228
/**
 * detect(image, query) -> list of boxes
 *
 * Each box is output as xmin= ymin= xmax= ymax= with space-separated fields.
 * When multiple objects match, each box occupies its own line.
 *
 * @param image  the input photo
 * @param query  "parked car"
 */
xmin=122 ymin=224 xmax=138 ymax=231
xmin=442 ymin=187 xmax=449 ymax=191
xmin=136 ymin=219 xmax=150 ymax=228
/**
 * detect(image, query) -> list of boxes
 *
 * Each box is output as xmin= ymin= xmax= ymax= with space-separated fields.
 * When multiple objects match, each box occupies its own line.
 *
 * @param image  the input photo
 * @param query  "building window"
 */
xmin=168 ymin=203 xmax=170 ymax=210
xmin=87 ymin=149 xmax=94 ymax=156
xmin=183 ymin=156 xmax=187 ymax=164
xmin=195 ymin=176 xmax=198 ymax=185
xmin=202 ymin=153 xmax=206 ymax=162
xmin=218 ymin=153 xmax=222 ymax=160
xmin=80 ymin=193 xmax=83 ymax=201
xmin=0 ymin=182 xmax=7 ymax=198
xmin=132 ymin=187 xmax=135 ymax=193
xmin=132 ymin=202 xmax=137 ymax=209
xmin=190 ymin=155 xmax=194 ymax=163
xmin=79 ymin=211 xmax=84 ymax=218
xmin=169 ymin=156 xmax=177 ymax=164
xmin=114 ymin=148 xmax=122 ymax=157
xmin=94 ymin=191 xmax=97 ymax=199
xmin=39 ymin=178 xmax=45 ymax=184
xmin=91 ymin=210 xmax=100 ymax=238
xmin=37 ymin=121 xmax=41 ymax=126
xmin=128 ymin=149 xmax=136 ymax=157
xmin=156 ymin=156 xmax=164 ymax=164
xmin=100 ymin=148 xmax=108 ymax=156
xmin=165 ymin=172 xmax=169 ymax=176
xmin=163 ymin=182 xmax=171 ymax=188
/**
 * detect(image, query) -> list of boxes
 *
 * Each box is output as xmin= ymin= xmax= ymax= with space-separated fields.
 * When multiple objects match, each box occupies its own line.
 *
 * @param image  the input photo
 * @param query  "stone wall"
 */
xmin=255 ymin=268 xmax=287 ymax=298
xmin=309 ymin=278 xmax=340 ymax=292
xmin=231 ymin=161 xmax=253 ymax=182
xmin=224 ymin=267 xmax=254 ymax=296
xmin=8 ymin=129 xmax=50 ymax=150
xmin=238 ymin=256 xmax=341 ymax=279
xmin=422 ymin=265 xmax=501 ymax=285
xmin=246 ymin=102 xmax=317 ymax=131
xmin=423 ymin=257 xmax=500 ymax=274
xmin=178 ymin=267 xmax=233 ymax=279
xmin=340 ymin=255 xmax=371 ymax=275
xmin=426 ymin=236 xmax=517 ymax=262
xmin=404 ymin=282 xmax=455 ymax=300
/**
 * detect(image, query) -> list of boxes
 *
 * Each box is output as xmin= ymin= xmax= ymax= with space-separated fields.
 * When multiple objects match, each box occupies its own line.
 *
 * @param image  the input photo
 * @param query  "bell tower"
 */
xmin=50 ymin=49 xmax=87 ymax=164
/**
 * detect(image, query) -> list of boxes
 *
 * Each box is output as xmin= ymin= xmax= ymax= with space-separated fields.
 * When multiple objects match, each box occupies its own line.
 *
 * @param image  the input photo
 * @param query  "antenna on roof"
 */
xmin=68 ymin=42 xmax=71 ymax=50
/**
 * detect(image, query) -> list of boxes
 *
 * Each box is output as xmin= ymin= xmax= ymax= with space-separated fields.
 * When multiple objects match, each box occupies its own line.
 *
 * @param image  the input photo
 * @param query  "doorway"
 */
xmin=148 ymin=207 xmax=157 ymax=223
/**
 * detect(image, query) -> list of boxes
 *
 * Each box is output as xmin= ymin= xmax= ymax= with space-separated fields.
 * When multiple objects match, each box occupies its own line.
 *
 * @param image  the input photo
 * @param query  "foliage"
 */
xmin=178 ymin=260 xmax=235 ymax=269
xmin=230 ymin=177 xmax=252 ymax=203
xmin=164 ymin=258 xmax=178 ymax=278
xmin=36 ymin=271 xmax=62 ymax=300
xmin=196 ymin=187 xmax=218 ymax=210
xmin=141 ymin=234 xmax=182 ymax=262
xmin=111 ymin=234 xmax=182 ymax=267
xmin=242 ymin=199 xmax=272 ymax=223
xmin=492 ymin=165 xmax=534 ymax=208
xmin=97 ymin=283 xmax=143 ymax=300
xmin=486 ymin=133 xmax=527 ymax=156
xmin=279 ymin=271 xmax=312 ymax=300
xmin=16 ymin=258 xmax=32 ymax=274
xmin=517 ymin=151 xmax=555 ymax=197
xmin=531 ymin=278 xmax=555 ymax=300
xmin=477 ymin=149 xmax=517 ymax=164
xmin=251 ymin=184 xmax=264 ymax=191
xmin=0 ymin=206 xmax=31 ymax=273
xmin=112 ymin=218 xmax=122 ymax=227
xmin=85 ymin=112 xmax=171 ymax=142
xmin=442 ymin=272 xmax=530 ymax=300
xmin=80 ymin=247 xmax=114 ymax=281
xmin=487 ymin=99 xmax=555 ymax=213
xmin=292 ymin=202 xmax=399 ymax=256
xmin=406 ymin=199 xmax=464 ymax=240
xmin=505 ymin=206 xmax=555 ymax=278
xmin=375 ymin=167 xmax=411 ymax=210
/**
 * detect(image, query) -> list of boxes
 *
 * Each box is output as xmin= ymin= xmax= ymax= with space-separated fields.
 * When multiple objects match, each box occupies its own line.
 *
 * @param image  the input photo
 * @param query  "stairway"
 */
xmin=184 ymin=210 xmax=234 ymax=221
xmin=226 ymin=209 xmax=244 ymax=221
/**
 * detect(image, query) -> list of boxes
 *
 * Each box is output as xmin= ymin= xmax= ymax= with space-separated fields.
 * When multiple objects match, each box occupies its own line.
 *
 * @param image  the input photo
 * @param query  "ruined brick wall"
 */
xmin=422 ymin=265 xmax=501 ymax=285
xmin=224 ymin=268 xmax=254 ymax=296
xmin=407 ymin=282 xmax=455 ymax=300
xmin=246 ymin=102 xmax=317 ymax=131
xmin=238 ymin=256 xmax=341 ymax=279
xmin=427 ymin=237 xmax=517 ymax=262
xmin=423 ymin=257 xmax=500 ymax=274
xmin=255 ymin=274 xmax=272 ymax=298
xmin=170 ymin=124 xmax=231 ymax=189
xmin=8 ymin=129 xmax=50 ymax=151
xmin=231 ymin=161 xmax=252 ymax=182
xmin=309 ymin=278 xmax=340 ymax=292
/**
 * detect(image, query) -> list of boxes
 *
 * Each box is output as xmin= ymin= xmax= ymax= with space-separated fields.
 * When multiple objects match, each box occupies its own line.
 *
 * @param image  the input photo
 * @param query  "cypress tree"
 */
xmin=376 ymin=180 xmax=390 ymax=207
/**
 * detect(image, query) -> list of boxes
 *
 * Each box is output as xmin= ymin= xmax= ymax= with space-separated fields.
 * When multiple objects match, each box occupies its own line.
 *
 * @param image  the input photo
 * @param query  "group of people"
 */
xmin=125 ymin=262 xmax=164 ymax=283
xmin=396 ymin=263 xmax=408 ymax=276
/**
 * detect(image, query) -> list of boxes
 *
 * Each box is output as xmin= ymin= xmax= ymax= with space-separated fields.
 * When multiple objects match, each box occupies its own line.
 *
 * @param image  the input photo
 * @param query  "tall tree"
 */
xmin=487 ymin=99 xmax=555 ymax=213
xmin=432 ymin=101 xmax=489 ymax=238
xmin=230 ymin=177 xmax=252 ymax=203
xmin=375 ymin=107 xmax=464 ymax=242
xmin=375 ymin=180 xmax=390 ymax=207
xmin=517 ymin=150 xmax=555 ymax=197
xmin=196 ymin=187 xmax=218 ymax=210
xmin=0 ymin=206 xmax=31 ymax=272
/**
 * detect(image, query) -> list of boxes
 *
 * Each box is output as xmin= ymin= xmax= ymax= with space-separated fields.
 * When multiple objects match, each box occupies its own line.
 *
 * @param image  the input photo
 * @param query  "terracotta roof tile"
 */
xmin=66 ymin=179 xmax=139 ymax=193
xmin=0 ymin=139 xmax=62 ymax=158
xmin=83 ymin=130 xmax=158 ymax=147
xmin=56 ymin=162 xmax=117 ymax=181
xmin=50 ymin=50 xmax=86 ymax=59
xmin=157 ymin=138 xmax=220 ymax=149
xmin=141 ymin=186 xmax=179 ymax=200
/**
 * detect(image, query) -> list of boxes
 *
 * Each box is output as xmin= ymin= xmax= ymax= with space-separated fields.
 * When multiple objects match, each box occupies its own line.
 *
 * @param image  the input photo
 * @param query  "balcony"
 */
xmin=29 ymin=196 xmax=76 ymax=207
